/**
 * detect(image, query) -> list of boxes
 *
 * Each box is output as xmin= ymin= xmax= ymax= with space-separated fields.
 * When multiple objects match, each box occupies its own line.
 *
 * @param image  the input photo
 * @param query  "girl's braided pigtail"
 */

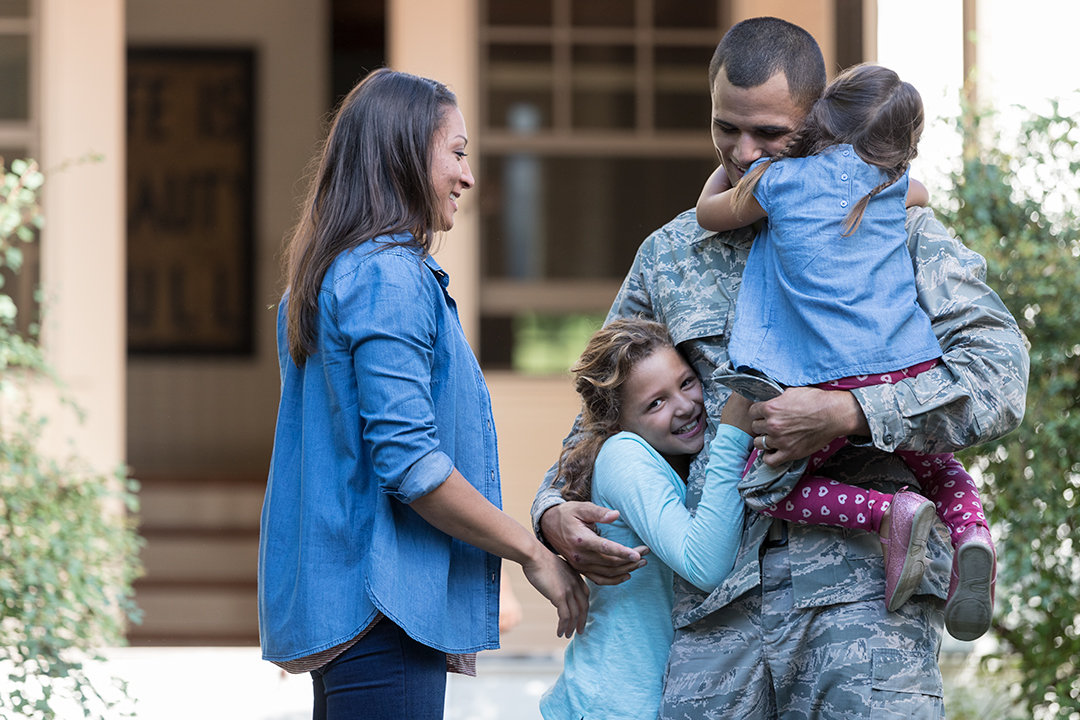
xmin=839 ymin=164 xmax=908 ymax=237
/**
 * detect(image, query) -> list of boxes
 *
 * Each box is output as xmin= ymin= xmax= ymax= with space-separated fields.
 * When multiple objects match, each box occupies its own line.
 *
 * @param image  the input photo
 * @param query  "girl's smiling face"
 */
xmin=618 ymin=346 xmax=705 ymax=463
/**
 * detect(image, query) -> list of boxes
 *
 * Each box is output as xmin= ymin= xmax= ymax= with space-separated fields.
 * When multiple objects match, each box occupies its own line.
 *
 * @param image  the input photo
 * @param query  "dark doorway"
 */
xmin=332 ymin=0 xmax=386 ymax=108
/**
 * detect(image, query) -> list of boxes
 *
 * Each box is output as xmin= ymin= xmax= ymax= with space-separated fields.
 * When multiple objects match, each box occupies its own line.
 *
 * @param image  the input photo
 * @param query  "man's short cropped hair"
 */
xmin=709 ymin=16 xmax=827 ymax=112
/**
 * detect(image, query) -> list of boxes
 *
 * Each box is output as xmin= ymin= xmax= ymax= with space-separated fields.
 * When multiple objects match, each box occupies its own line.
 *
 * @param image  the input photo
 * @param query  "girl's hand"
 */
xmin=704 ymin=165 xmax=732 ymax=194
xmin=696 ymin=165 xmax=766 ymax=232
xmin=521 ymin=549 xmax=590 ymax=638
xmin=720 ymin=391 xmax=754 ymax=436
xmin=906 ymin=178 xmax=929 ymax=208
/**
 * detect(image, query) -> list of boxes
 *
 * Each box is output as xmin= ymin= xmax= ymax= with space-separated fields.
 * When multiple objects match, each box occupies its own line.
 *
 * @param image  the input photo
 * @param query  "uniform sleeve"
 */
xmin=332 ymin=252 xmax=454 ymax=503
xmin=593 ymin=428 xmax=749 ymax=592
xmin=851 ymin=207 xmax=1029 ymax=453
xmin=530 ymin=416 xmax=583 ymax=538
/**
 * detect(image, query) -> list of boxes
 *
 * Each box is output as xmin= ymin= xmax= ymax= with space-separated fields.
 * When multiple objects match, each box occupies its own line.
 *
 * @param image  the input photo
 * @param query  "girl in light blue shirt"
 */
xmin=695 ymin=63 xmax=996 ymax=641
xmin=540 ymin=318 xmax=753 ymax=720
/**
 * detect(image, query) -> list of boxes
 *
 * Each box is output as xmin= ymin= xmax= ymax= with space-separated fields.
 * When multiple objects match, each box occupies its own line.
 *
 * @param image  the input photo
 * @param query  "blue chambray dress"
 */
xmin=728 ymin=145 xmax=942 ymax=387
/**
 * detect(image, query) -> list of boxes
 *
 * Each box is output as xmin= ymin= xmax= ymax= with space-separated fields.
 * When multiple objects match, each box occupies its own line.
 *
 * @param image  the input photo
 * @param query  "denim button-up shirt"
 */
xmin=259 ymin=236 xmax=501 ymax=662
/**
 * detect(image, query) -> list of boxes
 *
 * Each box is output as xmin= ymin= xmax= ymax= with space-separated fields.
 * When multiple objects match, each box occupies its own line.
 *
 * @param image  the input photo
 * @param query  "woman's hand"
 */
xmin=521 ymin=548 xmax=591 ymax=638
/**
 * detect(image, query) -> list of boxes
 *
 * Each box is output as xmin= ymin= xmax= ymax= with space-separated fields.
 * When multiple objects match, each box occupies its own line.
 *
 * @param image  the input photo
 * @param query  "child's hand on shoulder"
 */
xmin=906 ymin=178 xmax=929 ymax=208
xmin=720 ymin=392 xmax=754 ymax=436
xmin=697 ymin=166 xmax=731 ymax=210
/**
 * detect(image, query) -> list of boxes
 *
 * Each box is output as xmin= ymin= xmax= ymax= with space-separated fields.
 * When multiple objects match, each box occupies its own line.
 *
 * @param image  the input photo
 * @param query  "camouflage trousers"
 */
xmin=659 ymin=544 xmax=946 ymax=719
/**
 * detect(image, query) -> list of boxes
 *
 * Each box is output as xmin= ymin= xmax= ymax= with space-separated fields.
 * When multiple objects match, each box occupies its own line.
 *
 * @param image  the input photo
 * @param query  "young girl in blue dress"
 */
xmin=695 ymin=63 xmax=995 ymax=641
xmin=540 ymin=318 xmax=752 ymax=720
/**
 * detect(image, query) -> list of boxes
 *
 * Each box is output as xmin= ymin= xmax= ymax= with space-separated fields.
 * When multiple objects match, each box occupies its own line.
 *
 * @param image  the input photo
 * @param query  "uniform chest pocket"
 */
xmin=658 ymin=269 xmax=734 ymax=362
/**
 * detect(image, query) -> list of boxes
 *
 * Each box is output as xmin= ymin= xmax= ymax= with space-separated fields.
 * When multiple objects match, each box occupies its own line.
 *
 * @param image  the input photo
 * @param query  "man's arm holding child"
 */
xmin=531 ymin=451 xmax=648 ymax=586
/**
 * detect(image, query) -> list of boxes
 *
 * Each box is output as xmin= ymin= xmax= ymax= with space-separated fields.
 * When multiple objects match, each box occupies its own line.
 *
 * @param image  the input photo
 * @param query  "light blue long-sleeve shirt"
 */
xmin=540 ymin=425 xmax=750 ymax=720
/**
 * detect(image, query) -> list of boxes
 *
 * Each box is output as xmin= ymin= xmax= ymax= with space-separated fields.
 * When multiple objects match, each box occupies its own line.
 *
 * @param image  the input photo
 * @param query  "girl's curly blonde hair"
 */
xmin=558 ymin=318 xmax=675 ymax=503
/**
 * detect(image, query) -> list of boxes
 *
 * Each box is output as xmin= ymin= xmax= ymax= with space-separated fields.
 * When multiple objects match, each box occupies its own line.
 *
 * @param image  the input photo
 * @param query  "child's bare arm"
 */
xmin=696 ymin=166 xmax=766 ymax=232
xmin=906 ymin=178 xmax=929 ymax=208
xmin=700 ymin=165 xmax=732 ymax=197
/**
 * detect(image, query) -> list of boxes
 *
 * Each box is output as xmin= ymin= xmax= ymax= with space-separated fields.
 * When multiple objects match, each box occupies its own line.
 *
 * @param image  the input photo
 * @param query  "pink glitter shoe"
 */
xmin=881 ymin=488 xmax=936 ymax=612
xmin=945 ymin=524 xmax=996 ymax=641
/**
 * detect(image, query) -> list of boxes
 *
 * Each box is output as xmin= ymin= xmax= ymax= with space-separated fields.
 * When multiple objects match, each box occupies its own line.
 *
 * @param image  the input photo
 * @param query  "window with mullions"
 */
xmin=478 ymin=0 xmax=728 ymax=372
xmin=0 ymin=0 xmax=39 ymax=338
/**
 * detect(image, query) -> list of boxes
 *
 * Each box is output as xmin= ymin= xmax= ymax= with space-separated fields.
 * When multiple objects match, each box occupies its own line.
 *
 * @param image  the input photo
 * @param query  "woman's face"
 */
xmin=618 ymin=347 xmax=706 ymax=462
xmin=430 ymin=106 xmax=475 ymax=231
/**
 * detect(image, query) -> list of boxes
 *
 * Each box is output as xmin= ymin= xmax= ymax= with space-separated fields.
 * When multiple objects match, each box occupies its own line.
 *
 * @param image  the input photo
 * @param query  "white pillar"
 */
xmin=38 ymin=0 xmax=126 ymax=471
xmin=388 ymin=0 xmax=481 ymax=348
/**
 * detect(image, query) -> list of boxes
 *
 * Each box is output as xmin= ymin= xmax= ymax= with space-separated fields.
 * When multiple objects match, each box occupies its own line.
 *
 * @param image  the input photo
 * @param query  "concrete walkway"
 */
xmin=79 ymin=634 xmax=989 ymax=719
xmin=91 ymin=647 xmax=561 ymax=719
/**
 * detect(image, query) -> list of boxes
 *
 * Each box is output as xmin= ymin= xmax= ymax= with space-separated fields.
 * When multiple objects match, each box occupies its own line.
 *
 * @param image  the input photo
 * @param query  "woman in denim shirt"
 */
xmin=259 ymin=69 xmax=588 ymax=720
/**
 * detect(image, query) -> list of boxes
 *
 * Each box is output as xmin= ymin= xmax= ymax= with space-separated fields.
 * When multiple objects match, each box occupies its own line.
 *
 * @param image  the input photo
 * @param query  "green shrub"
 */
xmin=944 ymin=101 xmax=1080 ymax=719
xmin=0 ymin=159 xmax=143 ymax=719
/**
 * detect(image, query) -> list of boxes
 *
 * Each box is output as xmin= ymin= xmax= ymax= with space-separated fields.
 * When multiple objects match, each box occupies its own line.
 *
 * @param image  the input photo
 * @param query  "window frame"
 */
xmin=477 ymin=0 xmax=727 ymax=323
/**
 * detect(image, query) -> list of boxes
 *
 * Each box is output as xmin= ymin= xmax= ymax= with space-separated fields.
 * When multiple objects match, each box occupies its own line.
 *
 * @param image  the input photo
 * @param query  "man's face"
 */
xmin=710 ymin=69 xmax=805 ymax=183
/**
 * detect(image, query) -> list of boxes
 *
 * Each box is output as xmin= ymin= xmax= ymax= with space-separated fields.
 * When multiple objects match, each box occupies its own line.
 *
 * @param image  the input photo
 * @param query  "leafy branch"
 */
xmin=944 ymin=100 xmax=1080 ymax=719
xmin=0 ymin=158 xmax=143 ymax=720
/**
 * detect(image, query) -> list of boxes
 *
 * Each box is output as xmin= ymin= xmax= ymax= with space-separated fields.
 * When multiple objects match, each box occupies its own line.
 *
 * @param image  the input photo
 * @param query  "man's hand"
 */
xmin=539 ymin=501 xmax=648 ymax=585
xmin=749 ymin=386 xmax=870 ymax=465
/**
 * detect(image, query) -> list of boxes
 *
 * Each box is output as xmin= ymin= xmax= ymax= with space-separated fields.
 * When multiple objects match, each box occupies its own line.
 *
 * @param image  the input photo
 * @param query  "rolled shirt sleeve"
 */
xmin=330 ymin=247 xmax=454 ymax=502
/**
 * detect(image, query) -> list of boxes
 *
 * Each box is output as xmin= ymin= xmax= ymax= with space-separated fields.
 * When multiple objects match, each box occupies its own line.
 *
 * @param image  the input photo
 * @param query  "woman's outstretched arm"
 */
xmin=411 ymin=468 xmax=590 ymax=638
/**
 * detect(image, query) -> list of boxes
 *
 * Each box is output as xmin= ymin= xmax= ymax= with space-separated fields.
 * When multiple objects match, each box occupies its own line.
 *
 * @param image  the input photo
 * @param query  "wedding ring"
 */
xmin=761 ymin=435 xmax=770 ymax=451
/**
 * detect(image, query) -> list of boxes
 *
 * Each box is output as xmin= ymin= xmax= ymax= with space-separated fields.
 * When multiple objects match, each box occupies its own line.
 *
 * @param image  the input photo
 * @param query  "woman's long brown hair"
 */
xmin=731 ymin=63 xmax=924 ymax=236
xmin=284 ymin=69 xmax=458 ymax=366
xmin=559 ymin=318 xmax=676 ymax=503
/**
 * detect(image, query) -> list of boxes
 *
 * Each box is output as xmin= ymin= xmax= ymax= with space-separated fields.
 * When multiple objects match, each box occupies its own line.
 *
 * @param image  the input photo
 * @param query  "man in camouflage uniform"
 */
xmin=531 ymin=16 xmax=1028 ymax=719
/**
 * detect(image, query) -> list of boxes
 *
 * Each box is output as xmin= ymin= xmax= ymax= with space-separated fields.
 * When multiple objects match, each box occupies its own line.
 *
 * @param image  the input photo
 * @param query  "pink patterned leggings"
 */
xmin=756 ymin=360 xmax=987 ymax=547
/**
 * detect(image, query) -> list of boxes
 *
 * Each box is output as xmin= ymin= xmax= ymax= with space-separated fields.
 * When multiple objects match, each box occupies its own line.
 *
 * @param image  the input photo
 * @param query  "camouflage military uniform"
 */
xmin=531 ymin=207 xmax=1028 ymax=719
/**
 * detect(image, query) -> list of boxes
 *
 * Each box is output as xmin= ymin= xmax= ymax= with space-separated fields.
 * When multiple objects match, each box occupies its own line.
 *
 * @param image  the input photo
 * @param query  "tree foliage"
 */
xmin=943 ymin=101 xmax=1080 ymax=719
xmin=0 ymin=159 xmax=143 ymax=719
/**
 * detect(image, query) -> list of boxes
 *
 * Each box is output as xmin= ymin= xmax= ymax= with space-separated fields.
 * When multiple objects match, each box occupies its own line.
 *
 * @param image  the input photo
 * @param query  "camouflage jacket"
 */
xmin=531 ymin=207 xmax=1029 ymax=626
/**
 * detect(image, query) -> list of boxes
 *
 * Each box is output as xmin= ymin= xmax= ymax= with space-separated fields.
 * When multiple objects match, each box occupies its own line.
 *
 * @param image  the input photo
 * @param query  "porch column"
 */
xmin=38 ymin=0 xmax=126 ymax=470
xmin=388 ymin=0 xmax=481 ymax=348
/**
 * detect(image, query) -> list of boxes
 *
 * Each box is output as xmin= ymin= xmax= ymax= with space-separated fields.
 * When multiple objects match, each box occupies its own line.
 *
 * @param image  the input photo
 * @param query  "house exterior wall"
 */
xmin=123 ymin=0 xmax=329 ymax=644
xmin=29 ymin=0 xmax=853 ymax=650
xmin=125 ymin=0 xmax=328 ymax=476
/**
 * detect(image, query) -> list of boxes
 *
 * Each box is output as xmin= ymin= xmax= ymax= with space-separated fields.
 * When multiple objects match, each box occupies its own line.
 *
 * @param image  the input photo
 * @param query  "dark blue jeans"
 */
xmin=311 ymin=618 xmax=447 ymax=720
